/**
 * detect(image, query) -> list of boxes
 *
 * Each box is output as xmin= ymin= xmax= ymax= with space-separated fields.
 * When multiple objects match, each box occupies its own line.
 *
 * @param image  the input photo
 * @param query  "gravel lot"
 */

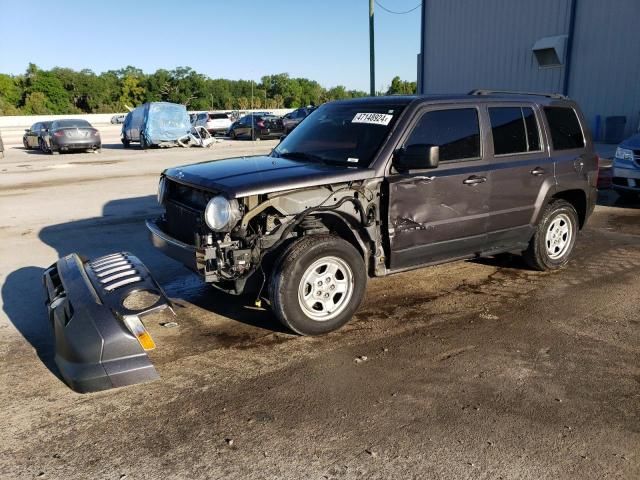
xmin=0 ymin=140 xmax=638 ymax=479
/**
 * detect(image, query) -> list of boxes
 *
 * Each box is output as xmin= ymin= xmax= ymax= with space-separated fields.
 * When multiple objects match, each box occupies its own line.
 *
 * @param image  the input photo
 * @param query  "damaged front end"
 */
xmin=43 ymin=252 xmax=173 ymax=393
xmin=148 ymin=174 xmax=385 ymax=296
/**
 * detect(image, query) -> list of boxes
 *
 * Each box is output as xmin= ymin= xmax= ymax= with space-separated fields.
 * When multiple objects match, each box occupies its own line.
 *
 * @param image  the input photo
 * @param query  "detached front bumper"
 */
xmin=43 ymin=252 xmax=173 ymax=393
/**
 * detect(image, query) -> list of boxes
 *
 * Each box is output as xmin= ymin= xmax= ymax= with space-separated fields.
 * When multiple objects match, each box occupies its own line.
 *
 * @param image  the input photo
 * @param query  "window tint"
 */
xmin=405 ymin=108 xmax=480 ymax=161
xmin=489 ymin=106 xmax=542 ymax=155
xmin=544 ymin=107 xmax=584 ymax=150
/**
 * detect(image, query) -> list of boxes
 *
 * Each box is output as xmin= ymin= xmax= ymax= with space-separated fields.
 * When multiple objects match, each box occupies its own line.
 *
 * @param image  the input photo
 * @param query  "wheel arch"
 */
xmin=550 ymin=189 xmax=587 ymax=229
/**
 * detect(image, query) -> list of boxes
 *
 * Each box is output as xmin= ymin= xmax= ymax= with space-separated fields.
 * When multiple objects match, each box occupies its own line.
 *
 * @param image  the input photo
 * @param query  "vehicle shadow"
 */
xmin=597 ymin=189 xmax=640 ymax=209
xmin=1 ymin=267 xmax=62 ymax=381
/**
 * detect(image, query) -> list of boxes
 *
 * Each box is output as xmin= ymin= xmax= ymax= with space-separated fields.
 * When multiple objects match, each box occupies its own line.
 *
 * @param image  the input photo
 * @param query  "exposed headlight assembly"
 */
xmin=615 ymin=147 xmax=634 ymax=161
xmin=157 ymin=176 xmax=167 ymax=205
xmin=204 ymin=195 xmax=241 ymax=231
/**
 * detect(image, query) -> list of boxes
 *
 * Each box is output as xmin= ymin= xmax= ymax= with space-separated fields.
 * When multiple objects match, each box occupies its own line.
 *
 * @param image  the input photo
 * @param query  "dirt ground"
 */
xmin=0 ymin=139 xmax=638 ymax=480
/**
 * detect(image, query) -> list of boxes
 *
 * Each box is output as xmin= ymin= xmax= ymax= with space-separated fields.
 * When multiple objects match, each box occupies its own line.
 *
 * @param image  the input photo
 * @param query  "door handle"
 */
xmin=530 ymin=167 xmax=545 ymax=176
xmin=463 ymin=175 xmax=487 ymax=185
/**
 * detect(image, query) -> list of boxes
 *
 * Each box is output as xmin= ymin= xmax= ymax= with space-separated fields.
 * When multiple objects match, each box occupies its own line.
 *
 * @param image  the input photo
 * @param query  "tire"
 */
xmin=140 ymin=134 xmax=148 ymax=150
xmin=122 ymin=136 xmax=130 ymax=148
xmin=269 ymin=234 xmax=367 ymax=336
xmin=38 ymin=138 xmax=47 ymax=152
xmin=523 ymin=199 xmax=579 ymax=271
xmin=23 ymin=137 xmax=31 ymax=150
xmin=229 ymin=129 xmax=236 ymax=140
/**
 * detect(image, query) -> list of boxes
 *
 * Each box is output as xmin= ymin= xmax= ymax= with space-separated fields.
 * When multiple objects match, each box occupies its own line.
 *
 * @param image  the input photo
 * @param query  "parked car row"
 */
xmin=22 ymin=119 xmax=101 ymax=154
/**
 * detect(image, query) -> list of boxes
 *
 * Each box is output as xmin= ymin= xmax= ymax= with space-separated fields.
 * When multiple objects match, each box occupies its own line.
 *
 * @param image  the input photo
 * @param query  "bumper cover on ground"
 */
xmin=43 ymin=252 xmax=173 ymax=393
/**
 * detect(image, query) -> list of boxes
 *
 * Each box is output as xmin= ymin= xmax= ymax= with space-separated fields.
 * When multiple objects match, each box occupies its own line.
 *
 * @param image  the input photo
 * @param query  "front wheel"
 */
xmin=523 ymin=199 xmax=579 ymax=271
xmin=269 ymin=234 xmax=367 ymax=336
xmin=140 ymin=134 xmax=148 ymax=150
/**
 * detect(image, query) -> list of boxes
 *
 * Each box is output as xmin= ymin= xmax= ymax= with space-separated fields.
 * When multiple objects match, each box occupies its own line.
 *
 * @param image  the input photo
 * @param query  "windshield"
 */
xmin=52 ymin=119 xmax=91 ymax=129
xmin=272 ymin=102 xmax=405 ymax=167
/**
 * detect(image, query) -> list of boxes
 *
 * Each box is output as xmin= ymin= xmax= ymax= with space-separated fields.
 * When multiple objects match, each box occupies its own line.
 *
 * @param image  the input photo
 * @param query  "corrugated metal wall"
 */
xmin=568 ymin=0 xmax=640 ymax=138
xmin=421 ymin=0 xmax=640 ymax=138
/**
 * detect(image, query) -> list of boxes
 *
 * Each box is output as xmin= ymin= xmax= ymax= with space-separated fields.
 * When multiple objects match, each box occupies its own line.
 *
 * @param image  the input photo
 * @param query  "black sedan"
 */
xmin=41 ymin=119 xmax=101 ymax=154
xmin=22 ymin=121 xmax=52 ymax=150
xmin=227 ymin=114 xmax=285 ymax=140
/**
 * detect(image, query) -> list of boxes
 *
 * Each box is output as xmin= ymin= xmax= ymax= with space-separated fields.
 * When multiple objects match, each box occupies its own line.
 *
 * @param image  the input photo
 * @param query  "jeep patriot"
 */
xmin=147 ymin=91 xmax=598 ymax=335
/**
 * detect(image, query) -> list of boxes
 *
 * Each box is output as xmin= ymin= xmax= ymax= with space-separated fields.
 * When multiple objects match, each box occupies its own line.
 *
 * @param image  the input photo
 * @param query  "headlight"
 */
xmin=615 ymin=147 xmax=634 ymax=161
xmin=157 ymin=176 xmax=167 ymax=205
xmin=204 ymin=195 xmax=241 ymax=231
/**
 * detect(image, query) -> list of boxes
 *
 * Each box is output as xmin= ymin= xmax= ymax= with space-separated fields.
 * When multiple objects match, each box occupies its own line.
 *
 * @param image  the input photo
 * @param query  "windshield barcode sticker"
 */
xmin=352 ymin=113 xmax=393 ymax=126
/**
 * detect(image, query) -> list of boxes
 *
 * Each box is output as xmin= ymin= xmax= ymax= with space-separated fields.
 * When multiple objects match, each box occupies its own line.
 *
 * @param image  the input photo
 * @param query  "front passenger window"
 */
xmin=405 ymin=108 xmax=481 ymax=162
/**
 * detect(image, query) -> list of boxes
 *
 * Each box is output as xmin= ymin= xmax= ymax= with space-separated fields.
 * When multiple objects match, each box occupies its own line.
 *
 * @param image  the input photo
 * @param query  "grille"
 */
xmin=163 ymin=179 xmax=214 ymax=245
xmin=88 ymin=253 xmax=142 ymax=292
xmin=167 ymin=180 xmax=213 ymax=210
xmin=164 ymin=201 xmax=202 ymax=244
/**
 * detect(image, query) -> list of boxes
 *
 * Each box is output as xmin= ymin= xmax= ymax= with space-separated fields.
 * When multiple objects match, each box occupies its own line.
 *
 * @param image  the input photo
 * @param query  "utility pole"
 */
xmin=369 ymin=0 xmax=375 ymax=96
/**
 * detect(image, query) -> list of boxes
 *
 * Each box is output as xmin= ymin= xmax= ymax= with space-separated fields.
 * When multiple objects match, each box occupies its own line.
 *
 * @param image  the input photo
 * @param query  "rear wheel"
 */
xmin=269 ymin=234 xmax=367 ymax=336
xmin=122 ymin=136 xmax=130 ymax=148
xmin=229 ymin=129 xmax=236 ymax=140
xmin=523 ymin=199 xmax=578 ymax=271
xmin=140 ymin=133 xmax=148 ymax=150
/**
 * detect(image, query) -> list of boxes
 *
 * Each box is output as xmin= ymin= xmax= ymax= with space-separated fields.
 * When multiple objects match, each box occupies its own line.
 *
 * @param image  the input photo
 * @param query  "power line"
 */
xmin=374 ymin=1 xmax=421 ymax=15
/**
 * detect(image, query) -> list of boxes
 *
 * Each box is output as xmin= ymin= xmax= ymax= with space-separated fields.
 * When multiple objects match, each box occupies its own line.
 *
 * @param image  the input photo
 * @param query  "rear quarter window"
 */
xmin=489 ymin=106 xmax=541 ymax=155
xmin=544 ymin=107 xmax=585 ymax=150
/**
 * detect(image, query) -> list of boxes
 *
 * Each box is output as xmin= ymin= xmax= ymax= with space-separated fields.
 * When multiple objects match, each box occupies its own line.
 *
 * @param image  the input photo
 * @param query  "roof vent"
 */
xmin=532 ymin=35 xmax=568 ymax=67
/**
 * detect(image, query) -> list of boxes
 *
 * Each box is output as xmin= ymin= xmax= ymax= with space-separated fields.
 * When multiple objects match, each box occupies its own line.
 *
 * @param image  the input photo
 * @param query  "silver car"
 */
xmin=41 ymin=119 xmax=101 ymax=154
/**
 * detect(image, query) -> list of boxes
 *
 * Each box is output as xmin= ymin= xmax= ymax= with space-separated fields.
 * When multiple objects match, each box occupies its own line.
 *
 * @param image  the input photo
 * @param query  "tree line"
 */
xmin=0 ymin=63 xmax=416 ymax=115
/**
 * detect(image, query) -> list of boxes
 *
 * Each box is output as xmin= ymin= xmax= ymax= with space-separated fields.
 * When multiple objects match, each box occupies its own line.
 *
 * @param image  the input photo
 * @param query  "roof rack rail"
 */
xmin=468 ymin=89 xmax=568 ymax=100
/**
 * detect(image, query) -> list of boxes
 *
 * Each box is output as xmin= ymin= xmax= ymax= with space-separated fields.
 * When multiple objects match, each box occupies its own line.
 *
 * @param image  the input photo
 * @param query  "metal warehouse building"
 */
xmin=418 ymin=0 xmax=640 ymax=141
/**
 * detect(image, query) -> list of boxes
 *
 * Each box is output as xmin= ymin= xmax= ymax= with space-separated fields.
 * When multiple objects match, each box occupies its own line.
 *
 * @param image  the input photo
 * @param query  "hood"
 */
xmin=620 ymin=133 xmax=640 ymax=149
xmin=164 ymin=155 xmax=376 ymax=198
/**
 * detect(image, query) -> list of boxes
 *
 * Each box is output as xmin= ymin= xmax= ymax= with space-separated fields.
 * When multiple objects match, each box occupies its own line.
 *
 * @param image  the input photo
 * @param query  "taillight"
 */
xmin=92 ymin=129 xmax=100 ymax=137
xmin=53 ymin=130 xmax=65 ymax=137
xmin=256 ymin=121 xmax=265 ymax=128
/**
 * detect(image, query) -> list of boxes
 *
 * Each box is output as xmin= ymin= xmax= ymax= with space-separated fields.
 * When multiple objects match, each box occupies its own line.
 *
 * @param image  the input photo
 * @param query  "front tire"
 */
xmin=140 ymin=134 xmax=148 ymax=150
xmin=269 ymin=234 xmax=367 ymax=336
xmin=523 ymin=199 xmax=578 ymax=271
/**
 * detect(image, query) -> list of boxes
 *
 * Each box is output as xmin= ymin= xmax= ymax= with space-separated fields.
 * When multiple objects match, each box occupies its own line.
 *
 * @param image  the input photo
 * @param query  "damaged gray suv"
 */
xmin=148 ymin=91 xmax=598 ymax=335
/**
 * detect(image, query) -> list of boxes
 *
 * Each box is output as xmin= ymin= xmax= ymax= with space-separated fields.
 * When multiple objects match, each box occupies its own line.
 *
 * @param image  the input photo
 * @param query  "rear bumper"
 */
xmin=146 ymin=218 xmax=198 ymax=272
xmin=43 ymin=252 xmax=173 ymax=393
xmin=52 ymin=137 xmax=101 ymax=150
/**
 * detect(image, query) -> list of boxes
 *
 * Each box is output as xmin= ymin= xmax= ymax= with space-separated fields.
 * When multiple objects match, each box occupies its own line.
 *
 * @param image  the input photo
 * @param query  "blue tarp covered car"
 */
xmin=121 ymin=102 xmax=191 ymax=149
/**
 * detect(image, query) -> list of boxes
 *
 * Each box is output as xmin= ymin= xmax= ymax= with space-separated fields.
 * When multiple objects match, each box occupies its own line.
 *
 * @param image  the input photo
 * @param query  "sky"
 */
xmin=0 ymin=0 xmax=422 ymax=92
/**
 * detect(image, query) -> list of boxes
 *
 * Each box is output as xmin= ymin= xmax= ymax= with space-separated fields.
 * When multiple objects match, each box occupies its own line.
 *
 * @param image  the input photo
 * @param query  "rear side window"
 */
xmin=406 ymin=108 xmax=481 ymax=162
xmin=489 ymin=106 xmax=541 ymax=155
xmin=544 ymin=107 xmax=585 ymax=150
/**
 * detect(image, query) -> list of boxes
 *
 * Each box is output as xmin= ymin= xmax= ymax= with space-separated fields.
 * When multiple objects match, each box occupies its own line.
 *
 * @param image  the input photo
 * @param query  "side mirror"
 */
xmin=393 ymin=145 xmax=439 ymax=172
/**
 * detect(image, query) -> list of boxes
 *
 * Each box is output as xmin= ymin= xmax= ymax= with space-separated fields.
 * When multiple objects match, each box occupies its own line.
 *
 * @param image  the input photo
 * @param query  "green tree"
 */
xmin=119 ymin=75 xmax=145 ymax=109
xmin=23 ymin=91 xmax=49 ymax=114
xmin=386 ymin=76 xmax=416 ymax=95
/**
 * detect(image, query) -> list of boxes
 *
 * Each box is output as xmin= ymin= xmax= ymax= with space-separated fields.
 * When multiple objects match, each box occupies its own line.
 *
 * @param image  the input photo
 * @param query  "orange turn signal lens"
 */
xmin=123 ymin=316 xmax=156 ymax=351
